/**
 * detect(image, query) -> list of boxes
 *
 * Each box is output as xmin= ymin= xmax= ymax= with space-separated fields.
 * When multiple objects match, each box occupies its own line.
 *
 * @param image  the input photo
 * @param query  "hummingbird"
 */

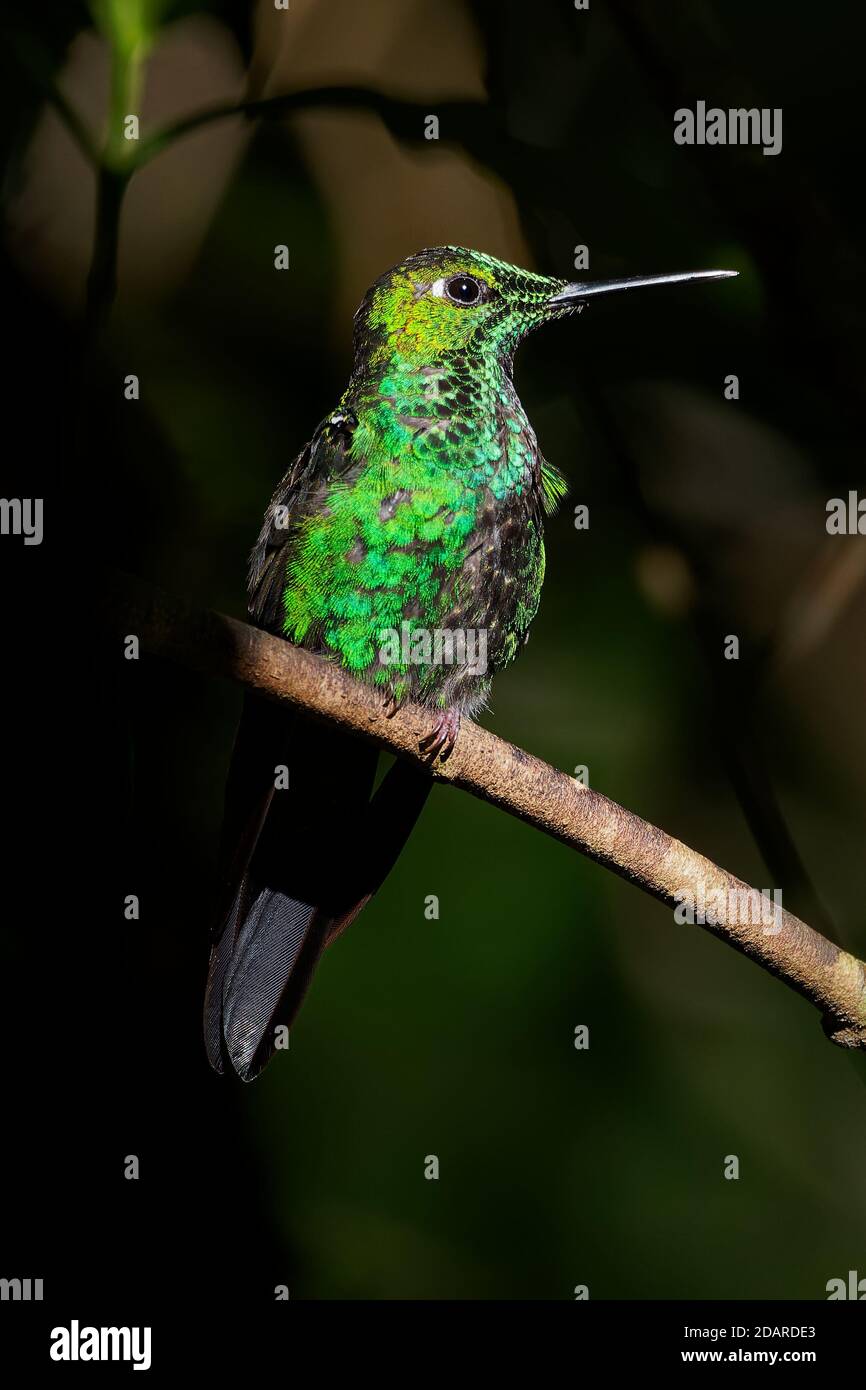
xmin=204 ymin=246 xmax=736 ymax=1080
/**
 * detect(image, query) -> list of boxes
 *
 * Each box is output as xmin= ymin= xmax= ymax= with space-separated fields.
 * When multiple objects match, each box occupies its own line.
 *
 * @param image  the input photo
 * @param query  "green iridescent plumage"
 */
xmin=249 ymin=247 xmax=574 ymax=719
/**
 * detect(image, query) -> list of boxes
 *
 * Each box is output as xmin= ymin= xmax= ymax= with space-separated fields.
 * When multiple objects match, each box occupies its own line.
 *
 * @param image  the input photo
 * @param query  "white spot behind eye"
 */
xmin=429 ymin=277 xmax=447 ymax=298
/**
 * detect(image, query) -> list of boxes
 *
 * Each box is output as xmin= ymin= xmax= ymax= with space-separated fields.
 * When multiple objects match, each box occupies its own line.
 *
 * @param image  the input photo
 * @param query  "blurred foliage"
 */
xmin=2 ymin=0 xmax=864 ymax=1301
xmin=89 ymin=0 xmax=168 ymax=50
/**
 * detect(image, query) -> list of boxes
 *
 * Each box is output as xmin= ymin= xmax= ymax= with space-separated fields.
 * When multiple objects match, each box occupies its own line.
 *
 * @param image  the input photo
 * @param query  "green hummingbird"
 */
xmin=204 ymin=246 xmax=736 ymax=1080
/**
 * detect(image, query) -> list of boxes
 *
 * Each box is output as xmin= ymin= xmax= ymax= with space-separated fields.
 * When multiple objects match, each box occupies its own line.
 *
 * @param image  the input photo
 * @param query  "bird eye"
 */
xmin=444 ymin=275 xmax=482 ymax=306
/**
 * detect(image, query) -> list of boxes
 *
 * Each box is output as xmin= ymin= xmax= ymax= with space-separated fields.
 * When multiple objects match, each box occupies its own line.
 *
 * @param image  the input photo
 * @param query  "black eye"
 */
xmin=445 ymin=275 xmax=482 ymax=305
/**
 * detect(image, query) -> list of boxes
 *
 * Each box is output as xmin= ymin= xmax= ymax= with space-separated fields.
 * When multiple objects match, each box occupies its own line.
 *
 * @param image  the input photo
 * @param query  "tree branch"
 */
xmin=11 ymin=32 xmax=101 ymax=167
xmin=100 ymin=570 xmax=866 ymax=1052
xmin=132 ymin=86 xmax=488 ymax=167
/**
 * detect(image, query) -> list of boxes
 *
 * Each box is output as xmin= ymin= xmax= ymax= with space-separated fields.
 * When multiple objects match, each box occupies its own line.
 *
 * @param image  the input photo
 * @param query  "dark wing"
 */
xmin=248 ymin=409 xmax=359 ymax=633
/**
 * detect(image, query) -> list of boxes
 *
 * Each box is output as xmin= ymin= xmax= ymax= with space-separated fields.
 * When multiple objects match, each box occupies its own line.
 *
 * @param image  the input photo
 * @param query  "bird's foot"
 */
xmin=419 ymin=708 xmax=461 ymax=764
xmin=382 ymin=688 xmax=406 ymax=720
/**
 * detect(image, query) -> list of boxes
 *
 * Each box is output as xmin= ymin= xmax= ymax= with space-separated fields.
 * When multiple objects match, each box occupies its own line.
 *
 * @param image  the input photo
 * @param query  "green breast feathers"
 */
xmin=248 ymin=361 xmax=564 ymax=716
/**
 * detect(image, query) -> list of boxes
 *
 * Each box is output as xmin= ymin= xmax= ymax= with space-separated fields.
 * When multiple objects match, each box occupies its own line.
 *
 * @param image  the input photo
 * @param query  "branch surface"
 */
xmin=100 ymin=571 xmax=866 ymax=1052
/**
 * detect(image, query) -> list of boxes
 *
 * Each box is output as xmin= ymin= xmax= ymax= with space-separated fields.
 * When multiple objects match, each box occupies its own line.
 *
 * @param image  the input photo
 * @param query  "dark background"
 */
xmin=1 ymin=0 xmax=864 ymax=1312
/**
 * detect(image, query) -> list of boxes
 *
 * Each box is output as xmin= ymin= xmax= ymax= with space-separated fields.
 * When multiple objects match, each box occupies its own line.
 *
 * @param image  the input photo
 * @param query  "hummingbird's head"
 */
xmin=352 ymin=246 xmax=737 ymax=374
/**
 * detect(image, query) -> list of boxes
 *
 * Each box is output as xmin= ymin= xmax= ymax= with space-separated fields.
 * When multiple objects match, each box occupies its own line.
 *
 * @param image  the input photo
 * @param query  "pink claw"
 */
xmin=419 ymin=709 xmax=461 ymax=763
xmin=382 ymin=689 xmax=405 ymax=720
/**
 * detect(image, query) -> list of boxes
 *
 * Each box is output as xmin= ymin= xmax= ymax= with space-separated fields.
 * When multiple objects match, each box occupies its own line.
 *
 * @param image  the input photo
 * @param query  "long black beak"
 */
xmin=548 ymin=268 xmax=737 ymax=307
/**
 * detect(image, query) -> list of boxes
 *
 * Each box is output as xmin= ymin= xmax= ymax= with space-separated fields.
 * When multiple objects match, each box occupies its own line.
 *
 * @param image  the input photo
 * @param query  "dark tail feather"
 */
xmin=204 ymin=695 xmax=431 ymax=1081
xmin=323 ymin=755 xmax=433 ymax=947
xmin=204 ymin=693 xmax=297 ymax=1075
xmin=202 ymin=869 xmax=248 ymax=1075
xmin=220 ymin=888 xmax=322 ymax=1080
